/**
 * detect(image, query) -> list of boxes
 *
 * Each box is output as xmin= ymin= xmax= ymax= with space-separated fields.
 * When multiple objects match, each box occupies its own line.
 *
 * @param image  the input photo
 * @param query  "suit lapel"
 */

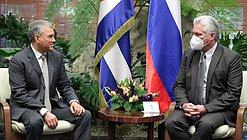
xmin=206 ymin=45 xmax=222 ymax=96
xmin=191 ymin=51 xmax=201 ymax=100
xmin=27 ymin=46 xmax=45 ymax=86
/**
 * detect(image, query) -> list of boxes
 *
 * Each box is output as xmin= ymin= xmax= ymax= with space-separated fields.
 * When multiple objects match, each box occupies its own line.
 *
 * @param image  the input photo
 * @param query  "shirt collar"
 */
xmin=31 ymin=44 xmax=43 ymax=59
xmin=204 ymin=42 xmax=217 ymax=59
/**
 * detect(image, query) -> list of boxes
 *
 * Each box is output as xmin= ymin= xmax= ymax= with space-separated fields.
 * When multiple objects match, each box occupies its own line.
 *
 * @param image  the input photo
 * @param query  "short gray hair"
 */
xmin=28 ymin=20 xmax=54 ymax=42
xmin=193 ymin=15 xmax=220 ymax=41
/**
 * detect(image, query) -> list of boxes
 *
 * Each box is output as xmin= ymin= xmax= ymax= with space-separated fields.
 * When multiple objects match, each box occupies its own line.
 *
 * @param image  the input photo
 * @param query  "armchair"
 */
xmin=0 ymin=68 xmax=75 ymax=140
xmin=165 ymin=71 xmax=247 ymax=140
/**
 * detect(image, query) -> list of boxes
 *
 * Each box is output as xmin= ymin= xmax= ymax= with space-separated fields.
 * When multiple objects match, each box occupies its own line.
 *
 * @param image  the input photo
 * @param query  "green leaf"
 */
xmin=45 ymin=0 xmax=64 ymax=21
xmin=117 ymin=99 xmax=125 ymax=105
xmin=109 ymin=95 xmax=120 ymax=102
xmin=68 ymin=72 xmax=99 ymax=108
xmin=111 ymin=103 xmax=121 ymax=110
xmin=138 ymin=103 xmax=144 ymax=111
xmin=68 ymin=1 xmax=99 ymax=59
xmin=123 ymin=102 xmax=131 ymax=112
xmin=219 ymin=32 xmax=247 ymax=70
xmin=0 ymin=13 xmax=29 ymax=49
xmin=131 ymin=103 xmax=139 ymax=111
xmin=0 ymin=48 xmax=22 ymax=57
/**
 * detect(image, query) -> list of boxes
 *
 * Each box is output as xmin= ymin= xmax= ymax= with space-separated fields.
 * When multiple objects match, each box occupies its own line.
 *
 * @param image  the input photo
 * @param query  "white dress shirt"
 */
xmin=201 ymin=42 xmax=218 ymax=96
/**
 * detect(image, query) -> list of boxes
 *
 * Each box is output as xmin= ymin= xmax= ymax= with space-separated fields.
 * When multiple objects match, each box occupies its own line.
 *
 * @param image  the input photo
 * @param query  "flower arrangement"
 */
xmin=105 ymin=79 xmax=158 ymax=112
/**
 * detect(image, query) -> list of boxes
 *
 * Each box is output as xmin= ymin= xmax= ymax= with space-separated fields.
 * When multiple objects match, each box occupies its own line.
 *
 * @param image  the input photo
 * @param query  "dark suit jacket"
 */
xmin=173 ymin=44 xmax=242 ymax=126
xmin=9 ymin=46 xmax=78 ymax=120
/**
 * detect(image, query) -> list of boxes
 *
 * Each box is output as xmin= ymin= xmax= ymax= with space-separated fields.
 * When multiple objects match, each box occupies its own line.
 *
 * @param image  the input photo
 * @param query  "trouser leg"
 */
xmin=165 ymin=110 xmax=193 ymax=140
xmin=191 ymin=112 xmax=225 ymax=140
xmin=52 ymin=107 xmax=92 ymax=140
xmin=19 ymin=110 xmax=44 ymax=140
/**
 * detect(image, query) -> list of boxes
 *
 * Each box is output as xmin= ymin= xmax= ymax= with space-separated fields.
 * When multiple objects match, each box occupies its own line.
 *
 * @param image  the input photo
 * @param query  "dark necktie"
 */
xmin=194 ymin=53 xmax=206 ymax=105
xmin=41 ymin=54 xmax=52 ymax=111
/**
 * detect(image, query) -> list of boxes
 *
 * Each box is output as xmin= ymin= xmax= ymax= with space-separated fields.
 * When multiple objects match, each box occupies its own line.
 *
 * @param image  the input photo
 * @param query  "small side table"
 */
xmin=98 ymin=107 xmax=165 ymax=140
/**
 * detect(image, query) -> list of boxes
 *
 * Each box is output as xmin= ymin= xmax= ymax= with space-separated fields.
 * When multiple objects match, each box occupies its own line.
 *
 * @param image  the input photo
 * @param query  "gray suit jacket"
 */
xmin=173 ymin=44 xmax=242 ymax=126
xmin=9 ymin=46 xmax=78 ymax=120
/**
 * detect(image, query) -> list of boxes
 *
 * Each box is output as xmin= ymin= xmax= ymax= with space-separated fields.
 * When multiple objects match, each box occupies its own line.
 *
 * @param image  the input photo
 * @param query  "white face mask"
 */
xmin=190 ymin=35 xmax=210 ymax=50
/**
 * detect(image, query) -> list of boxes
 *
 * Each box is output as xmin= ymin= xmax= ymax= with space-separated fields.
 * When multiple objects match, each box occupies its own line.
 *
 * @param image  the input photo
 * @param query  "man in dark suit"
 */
xmin=9 ymin=20 xmax=91 ymax=140
xmin=165 ymin=15 xmax=242 ymax=140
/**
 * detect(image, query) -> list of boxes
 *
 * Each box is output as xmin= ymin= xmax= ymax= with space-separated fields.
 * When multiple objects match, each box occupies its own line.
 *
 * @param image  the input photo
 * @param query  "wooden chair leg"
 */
xmin=12 ymin=132 xmax=25 ymax=140
xmin=0 ymin=101 xmax=11 ymax=140
xmin=158 ymin=122 xmax=165 ymax=140
xmin=108 ymin=121 xmax=115 ymax=140
xmin=165 ymin=129 xmax=170 ymax=140
xmin=147 ymin=123 xmax=154 ymax=140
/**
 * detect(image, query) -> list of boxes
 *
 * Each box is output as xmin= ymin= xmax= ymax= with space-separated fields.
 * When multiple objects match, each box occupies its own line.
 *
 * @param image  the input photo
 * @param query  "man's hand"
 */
xmin=195 ymin=105 xmax=208 ymax=116
xmin=70 ymin=101 xmax=85 ymax=116
xmin=182 ymin=103 xmax=208 ymax=119
xmin=182 ymin=103 xmax=200 ymax=118
xmin=43 ymin=112 xmax=58 ymax=129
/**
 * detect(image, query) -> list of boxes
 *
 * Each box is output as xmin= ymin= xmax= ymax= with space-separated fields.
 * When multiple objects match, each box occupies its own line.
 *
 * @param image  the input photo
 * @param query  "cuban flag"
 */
xmin=94 ymin=0 xmax=135 ymax=108
xmin=146 ymin=0 xmax=182 ymax=113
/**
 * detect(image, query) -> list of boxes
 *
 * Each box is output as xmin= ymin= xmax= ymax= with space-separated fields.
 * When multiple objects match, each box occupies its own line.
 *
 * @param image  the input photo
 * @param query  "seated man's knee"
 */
xmin=196 ymin=120 xmax=214 ymax=131
xmin=165 ymin=118 xmax=176 ymax=130
xmin=83 ymin=110 xmax=92 ymax=122
xmin=26 ymin=117 xmax=44 ymax=130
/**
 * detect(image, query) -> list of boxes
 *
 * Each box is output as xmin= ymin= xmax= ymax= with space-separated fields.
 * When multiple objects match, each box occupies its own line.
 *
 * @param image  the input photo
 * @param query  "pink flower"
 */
xmin=122 ymin=86 xmax=129 ymax=96
xmin=129 ymin=95 xmax=139 ymax=103
xmin=111 ymin=91 xmax=117 ymax=96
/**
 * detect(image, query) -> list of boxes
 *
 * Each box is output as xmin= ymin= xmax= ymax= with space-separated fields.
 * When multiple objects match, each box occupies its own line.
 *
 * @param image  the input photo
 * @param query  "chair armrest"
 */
xmin=167 ymin=102 xmax=176 ymax=116
xmin=165 ymin=102 xmax=176 ymax=140
xmin=0 ymin=99 xmax=12 ymax=140
xmin=234 ymin=104 xmax=247 ymax=140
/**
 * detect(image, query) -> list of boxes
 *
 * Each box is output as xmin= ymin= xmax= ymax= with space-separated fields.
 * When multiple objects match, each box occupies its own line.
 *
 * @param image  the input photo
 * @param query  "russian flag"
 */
xmin=146 ymin=0 xmax=182 ymax=113
xmin=94 ymin=0 xmax=135 ymax=108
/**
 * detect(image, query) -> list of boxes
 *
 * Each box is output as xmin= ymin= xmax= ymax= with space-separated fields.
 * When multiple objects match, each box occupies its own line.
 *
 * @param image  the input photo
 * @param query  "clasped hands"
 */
xmin=182 ymin=103 xmax=207 ymax=119
xmin=43 ymin=101 xmax=85 ymax=129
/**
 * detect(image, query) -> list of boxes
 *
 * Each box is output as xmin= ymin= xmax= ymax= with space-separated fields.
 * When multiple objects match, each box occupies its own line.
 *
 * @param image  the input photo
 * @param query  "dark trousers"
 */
xmin=165 ymin=109 xmax=225 ymax=140
xmin=20 ymin=107 xmax=92 ymax=140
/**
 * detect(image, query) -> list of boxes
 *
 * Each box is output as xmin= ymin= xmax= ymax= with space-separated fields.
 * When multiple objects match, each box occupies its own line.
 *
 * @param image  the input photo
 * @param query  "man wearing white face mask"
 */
xmin=190 ymin=34 xmax=211 ymax=50
xmin=165 ymin=15 xmax=242 ymax=140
